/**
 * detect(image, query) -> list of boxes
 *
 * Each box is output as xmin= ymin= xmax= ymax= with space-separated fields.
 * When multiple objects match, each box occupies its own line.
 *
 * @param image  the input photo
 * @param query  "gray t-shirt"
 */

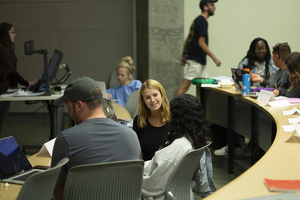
xmin=51 ymin=118 xmax=141 ymax=178
xmin=261 ymin=68 xmax=288 ymax=88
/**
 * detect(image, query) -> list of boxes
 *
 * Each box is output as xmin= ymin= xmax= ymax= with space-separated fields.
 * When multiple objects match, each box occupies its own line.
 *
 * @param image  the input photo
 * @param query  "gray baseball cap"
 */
xmin=54 ymin=77 xmax=102 ymax=106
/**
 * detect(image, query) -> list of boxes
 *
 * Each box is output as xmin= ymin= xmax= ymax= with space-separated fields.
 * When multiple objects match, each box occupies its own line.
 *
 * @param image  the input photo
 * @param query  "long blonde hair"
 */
xmin=137 ymin=79 xmax=170 ymax=128
xmin=117 ymin=56 xmax=135 ymax=81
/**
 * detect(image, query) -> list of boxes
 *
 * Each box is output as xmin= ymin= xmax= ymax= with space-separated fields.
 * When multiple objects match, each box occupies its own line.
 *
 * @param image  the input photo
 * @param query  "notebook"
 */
xmin=0 ymin=136 xmax=44 ymax=184
xmin=231 ymin=68 xmax=257 ymax=96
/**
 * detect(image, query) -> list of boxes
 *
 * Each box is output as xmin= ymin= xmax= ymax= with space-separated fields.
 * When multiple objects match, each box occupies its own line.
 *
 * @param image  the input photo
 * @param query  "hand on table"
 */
xmin=273 ymin=89 xmax=279 ymax=97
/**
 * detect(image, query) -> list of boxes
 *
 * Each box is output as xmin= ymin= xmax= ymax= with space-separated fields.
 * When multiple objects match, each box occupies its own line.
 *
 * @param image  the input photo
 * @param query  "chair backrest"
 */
xmin=16 ymin=158 xmax=69 ymax=200
xmin=132 ymin=105 xmax=139 ymax=119
xmin=165 ymin=142 xmax=212 ymax=200
xmin=125 ymin=90 xmax=140 ymax=118
xmin=109 ymin=69 xmax=119 ymax=89
xmin=63 ymin=160 xmax=144 ymax=200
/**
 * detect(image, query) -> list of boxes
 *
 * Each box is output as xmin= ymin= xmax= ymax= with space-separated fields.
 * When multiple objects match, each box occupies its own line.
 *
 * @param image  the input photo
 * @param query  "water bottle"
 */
xmin=42 ymin=73 xmax=46 ymax=91
xmin=242 ymin=74 xmax=250 ymax=93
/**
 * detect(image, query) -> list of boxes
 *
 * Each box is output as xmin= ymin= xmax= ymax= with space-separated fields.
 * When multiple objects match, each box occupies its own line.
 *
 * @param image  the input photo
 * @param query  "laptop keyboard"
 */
xmin=12 ymin=171 xmax=39 ymax=181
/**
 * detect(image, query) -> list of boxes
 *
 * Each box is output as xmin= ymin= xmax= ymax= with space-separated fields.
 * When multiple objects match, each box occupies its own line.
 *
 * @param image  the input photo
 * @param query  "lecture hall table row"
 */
xmin=199 ymin=85 xmax=300 ymax=199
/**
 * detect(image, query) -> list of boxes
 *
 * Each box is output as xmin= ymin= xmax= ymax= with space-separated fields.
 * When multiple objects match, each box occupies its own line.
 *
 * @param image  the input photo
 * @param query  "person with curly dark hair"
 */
xmin=238 ymin=37 xmax=278 ymax=87
xmin=142 ymin=94 xmax=215 ymax=200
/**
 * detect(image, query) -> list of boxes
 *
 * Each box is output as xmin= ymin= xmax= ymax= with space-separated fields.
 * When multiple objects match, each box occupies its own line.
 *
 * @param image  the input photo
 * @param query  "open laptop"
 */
xmin=0 ymin=136 xmax=45 ymax=184
xmin=96 ymin=81 xmax=107 ymax=99
xmin=231 ymin=68 xmax=257 ymax=96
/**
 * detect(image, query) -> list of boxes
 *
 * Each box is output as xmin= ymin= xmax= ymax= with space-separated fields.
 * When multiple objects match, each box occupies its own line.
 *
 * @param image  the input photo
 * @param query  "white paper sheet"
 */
xmin=201 ymin=84 xmax=220 ymax=88
xmin=282 ymin=122 xmax=299 ymax=132
xmin=267 ymin=100 xmax=291 ymax=107
xmin=283 ymin=107 xmax=300 ymax=115
xmin=37 ymin=138 xmax=56 ymax=157
xmin=257 ymin=90 xmax=276 ymax=103
xmin=288 ymin=116 xmax=300 ymax=123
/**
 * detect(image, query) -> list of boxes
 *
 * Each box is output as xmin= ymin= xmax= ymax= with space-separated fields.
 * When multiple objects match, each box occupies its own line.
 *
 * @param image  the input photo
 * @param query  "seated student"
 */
xmin=106 ymin=56 xmax=142 ymax=107
xmin=273 ymin=52 xmax=300 ymax=98
xmin=250 ymin=43 xmax=291 ymax=88
xmin=51 ymin=77 xmax=141 ymax=200
xmin=215 ymin=38 xmax=280 ymax=156
xmin=238 ymin=37 xmax=279 ymax=87
xmin=142 ymin=94 xmax=215 ymax=200
xmin=133 ymin=79 xmax=170 ymax=161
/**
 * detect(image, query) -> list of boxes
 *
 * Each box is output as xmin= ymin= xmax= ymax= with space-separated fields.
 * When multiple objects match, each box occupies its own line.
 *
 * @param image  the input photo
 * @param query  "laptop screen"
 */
xmin=0 ymin=136 xmax=32 ymax=179
xmin=48 ymin=49 xmax=63 ymax=83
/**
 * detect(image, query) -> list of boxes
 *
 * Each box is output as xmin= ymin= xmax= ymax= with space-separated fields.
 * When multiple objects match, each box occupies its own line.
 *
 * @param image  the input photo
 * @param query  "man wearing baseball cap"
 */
xmin=175 ymin=0 xmax=221 ymax=96
xmin=51 ymin=77 xmax=141 ymax=200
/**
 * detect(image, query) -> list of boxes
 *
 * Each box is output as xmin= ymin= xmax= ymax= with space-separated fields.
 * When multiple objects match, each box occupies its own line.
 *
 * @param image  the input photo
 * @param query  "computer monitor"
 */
xmin=27 ymin=49 xmax=63 ymax=93
xmin=48 ymin=49 xmax=63 ymax=82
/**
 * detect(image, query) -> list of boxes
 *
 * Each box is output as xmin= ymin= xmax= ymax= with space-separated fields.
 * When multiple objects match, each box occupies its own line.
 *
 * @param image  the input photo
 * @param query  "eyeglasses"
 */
xmin=254 ymin=47 xmax=266 ymax=52
xmin=275 ymin=42 xmax=288 ymax=58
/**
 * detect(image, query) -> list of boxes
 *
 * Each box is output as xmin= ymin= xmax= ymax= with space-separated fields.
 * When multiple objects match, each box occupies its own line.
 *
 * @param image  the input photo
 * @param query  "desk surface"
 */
xmin=201 ymin=86 xmax=300 ymax=199
xmin=112 ymin=102 xmax=132 ymax=119
xmin=0 ymin=92 xmax=63 ymax=101
xmin=1 ymin=154 xmax=51 ymax=200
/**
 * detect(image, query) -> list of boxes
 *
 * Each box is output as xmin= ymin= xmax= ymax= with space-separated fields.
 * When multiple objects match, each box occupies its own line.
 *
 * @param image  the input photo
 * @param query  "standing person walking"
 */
xmin=175 ymin=0 xmax=221 ymax=96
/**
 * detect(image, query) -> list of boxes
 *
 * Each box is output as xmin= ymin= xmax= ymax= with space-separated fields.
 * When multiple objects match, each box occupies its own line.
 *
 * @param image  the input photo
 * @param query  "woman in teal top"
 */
xmin=106 ymin=56 xmax=142 ymax=107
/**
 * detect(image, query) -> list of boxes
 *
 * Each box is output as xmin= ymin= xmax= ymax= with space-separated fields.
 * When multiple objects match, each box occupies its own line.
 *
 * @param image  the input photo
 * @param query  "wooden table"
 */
xmin=198 ymin=85 xmax=300 ymax=199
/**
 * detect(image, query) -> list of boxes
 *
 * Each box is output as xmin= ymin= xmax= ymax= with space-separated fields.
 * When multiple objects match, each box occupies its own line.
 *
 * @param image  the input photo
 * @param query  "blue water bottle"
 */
xmin=42 ymin=73 xmax=46 ymax=91
xmin=242 ymin=74 xmax=250 ymax=93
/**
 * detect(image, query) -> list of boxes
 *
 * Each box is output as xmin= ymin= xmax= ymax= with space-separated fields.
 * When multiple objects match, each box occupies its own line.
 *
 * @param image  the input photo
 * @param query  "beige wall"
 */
xmin=184 ymin=0 xmax=300 ymax=96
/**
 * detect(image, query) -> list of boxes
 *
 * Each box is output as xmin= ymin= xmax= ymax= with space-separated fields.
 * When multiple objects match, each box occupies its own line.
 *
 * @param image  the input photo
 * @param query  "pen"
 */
xmin=275 ymin=82 xmax=277 ymax=90
xmin=26 ymin=78 xmax=37 ymax=92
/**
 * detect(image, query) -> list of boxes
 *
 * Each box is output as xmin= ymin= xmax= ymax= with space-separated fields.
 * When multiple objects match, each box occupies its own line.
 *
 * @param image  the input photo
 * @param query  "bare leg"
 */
xmin=175 ymin=79 xmax=191 ymax=96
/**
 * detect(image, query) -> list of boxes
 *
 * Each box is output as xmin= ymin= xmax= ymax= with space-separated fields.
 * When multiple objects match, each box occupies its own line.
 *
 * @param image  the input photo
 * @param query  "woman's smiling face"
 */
xmin=142 ymin=88 xmax=162 ymax=111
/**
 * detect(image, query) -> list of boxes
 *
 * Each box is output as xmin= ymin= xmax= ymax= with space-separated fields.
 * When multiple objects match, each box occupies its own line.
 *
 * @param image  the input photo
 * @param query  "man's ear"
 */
xmin=76 ymin=101 xmax=84 ymax=112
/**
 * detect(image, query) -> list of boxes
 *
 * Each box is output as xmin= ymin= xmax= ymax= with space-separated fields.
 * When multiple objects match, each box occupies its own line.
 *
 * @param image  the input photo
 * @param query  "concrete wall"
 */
xmin=148 ymin=0 xmax=183 ymax=101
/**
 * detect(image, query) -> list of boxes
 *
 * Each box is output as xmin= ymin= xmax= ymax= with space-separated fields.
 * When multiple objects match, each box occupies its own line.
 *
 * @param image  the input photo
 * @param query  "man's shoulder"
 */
xmin=194 ymin=15 xmax=207 ymax=23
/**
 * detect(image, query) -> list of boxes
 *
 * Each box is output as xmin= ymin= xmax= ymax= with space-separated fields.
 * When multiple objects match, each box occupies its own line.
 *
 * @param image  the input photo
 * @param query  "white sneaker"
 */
xmin=214 ymin=145 xmax=228 ymax=156
xmin=214 ymin=145 xmax=244 ymax=156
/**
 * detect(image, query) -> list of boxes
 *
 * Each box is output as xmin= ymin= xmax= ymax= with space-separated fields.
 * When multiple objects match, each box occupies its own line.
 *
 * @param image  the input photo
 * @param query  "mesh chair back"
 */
xmin=125 ymin=90 xmax=140 ymax=118
xmin=109 ymin=69 xmax=119 ymax=89
xmin=63 ymin=160 xmax=144 ymax=200
xmin=16 ymin=158 xmax=69 ymax=200
xmin=165 ymin=142 xmax=211 ymax=200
